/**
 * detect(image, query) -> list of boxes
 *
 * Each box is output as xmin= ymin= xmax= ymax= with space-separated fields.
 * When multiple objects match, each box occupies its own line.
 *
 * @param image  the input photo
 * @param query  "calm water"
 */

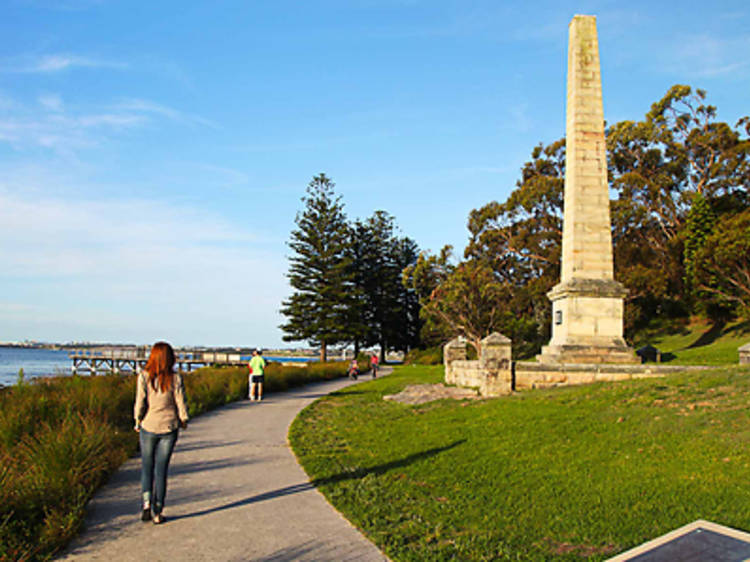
xmin=0 ymin=347 xmax=71 ymax=386
xmin=0 ymin=347 xmax=318 ymax=387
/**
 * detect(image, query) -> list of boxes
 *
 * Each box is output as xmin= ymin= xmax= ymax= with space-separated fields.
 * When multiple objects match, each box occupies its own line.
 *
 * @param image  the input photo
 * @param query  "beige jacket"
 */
xmin=134 ymin=369 xmax=189 ymax=433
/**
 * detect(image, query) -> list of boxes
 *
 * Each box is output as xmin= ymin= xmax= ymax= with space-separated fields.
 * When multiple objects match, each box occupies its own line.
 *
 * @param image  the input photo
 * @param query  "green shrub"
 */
xmin=404 ymin=346 xmax=443 ymax=365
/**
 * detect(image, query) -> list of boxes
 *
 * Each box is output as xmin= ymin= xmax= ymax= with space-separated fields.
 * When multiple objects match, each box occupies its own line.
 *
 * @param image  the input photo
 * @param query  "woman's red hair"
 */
xmin=145 ymin=341 xmax=175 ymax=392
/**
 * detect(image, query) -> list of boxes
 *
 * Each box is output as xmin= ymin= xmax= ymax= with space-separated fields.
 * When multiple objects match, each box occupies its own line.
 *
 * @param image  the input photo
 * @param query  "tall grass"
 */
xmin=0 ymin=359 xmax=356 ymax=561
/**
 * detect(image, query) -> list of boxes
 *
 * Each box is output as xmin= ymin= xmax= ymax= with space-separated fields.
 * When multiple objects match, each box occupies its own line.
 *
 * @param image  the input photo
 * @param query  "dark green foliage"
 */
xmin=683 ymin=193 xmax=717 ymax=304
xmin=0 ymin=361 xmax=352 ymax=560
xmin=350 ymin=211 xmax=421 ymax=359
xmin=402 ymin=245 xmax=456 ymax=348
xmin=693 ymin=209 xmax=750 ymax=317
xmin=280 ymin=174 xmax=358 ymax=360
xmin=421 ymin=260 xmax=511 ymax=355
xmin=282 ymin=175 xmax=422 ymax=359
xmin=403 ymin=346 xmax=443 ymax=365
xmin=608 ymin=85 xmax=749 ymax=330
xmin=390 ymin=236 xmax=422 ymax=354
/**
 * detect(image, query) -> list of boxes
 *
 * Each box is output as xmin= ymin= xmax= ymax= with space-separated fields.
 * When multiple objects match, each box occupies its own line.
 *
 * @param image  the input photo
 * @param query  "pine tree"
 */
xmin=280 ymin=174 xmax=357 ymax=361
xmin=350 ymin=211 xmax=420 ymax=361
xmin=346 ymin=219 xmax=370 ymax=356
xmin=390 ymin=235 xmax=421 ymax=353
xmin=683 ymin=192 xmax=717 ymax=307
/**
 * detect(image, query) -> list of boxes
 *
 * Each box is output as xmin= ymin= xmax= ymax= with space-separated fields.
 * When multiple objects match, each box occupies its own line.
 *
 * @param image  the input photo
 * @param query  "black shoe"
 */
xmin=141 ymin=508 xmax=151 ymax=521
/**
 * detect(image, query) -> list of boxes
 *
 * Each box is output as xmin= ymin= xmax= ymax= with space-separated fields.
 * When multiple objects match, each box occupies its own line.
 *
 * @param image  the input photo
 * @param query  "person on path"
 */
xmin=134 ymin=341 xmax=189 ymax=525
xmin=249 ymin=348 xmax=267 ymax=401
xmin=348 ymin=358 xmax=359 ymax=380
xmin=370 ymin=353 xmax=379 ymax=378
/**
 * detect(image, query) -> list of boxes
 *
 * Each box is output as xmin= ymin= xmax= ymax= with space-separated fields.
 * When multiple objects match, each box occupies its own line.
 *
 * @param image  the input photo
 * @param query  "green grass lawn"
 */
xmin=636 ymin=317 xmax=750 ymax=365
xmin=290 ymin=364 xmax=750 ymax=561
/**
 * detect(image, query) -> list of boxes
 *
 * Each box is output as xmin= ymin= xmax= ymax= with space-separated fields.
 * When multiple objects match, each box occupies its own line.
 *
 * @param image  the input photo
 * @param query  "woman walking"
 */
xmin=134 ymin=341 xmax=189 ymax=524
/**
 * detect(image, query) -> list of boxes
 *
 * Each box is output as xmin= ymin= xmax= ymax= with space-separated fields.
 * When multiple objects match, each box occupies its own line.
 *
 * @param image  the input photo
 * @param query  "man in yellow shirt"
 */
xmin=248 ymin=348 xmax=267 ymax=401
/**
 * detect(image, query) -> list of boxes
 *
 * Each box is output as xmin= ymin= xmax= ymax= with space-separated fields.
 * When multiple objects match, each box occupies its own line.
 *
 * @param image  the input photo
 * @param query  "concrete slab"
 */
xmin=59 ymin=370 xmax=391 ymax=561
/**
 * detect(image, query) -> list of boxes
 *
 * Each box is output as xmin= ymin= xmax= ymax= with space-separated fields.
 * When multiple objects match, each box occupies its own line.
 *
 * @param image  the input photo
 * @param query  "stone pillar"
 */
xmin=443 ymin=337 xmax=467 ymax=384
xmin=740 ymin=343 xmax=750 ymax=365
xmin=480 ymin=332 xmax=512 ymax=395
xmin=539 ymin=15 xmax=637 ymax=364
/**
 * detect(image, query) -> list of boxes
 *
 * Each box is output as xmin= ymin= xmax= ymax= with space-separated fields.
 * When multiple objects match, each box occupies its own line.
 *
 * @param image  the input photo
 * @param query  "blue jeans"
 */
xmin=139 ymin=428 xmax=178 ymax=515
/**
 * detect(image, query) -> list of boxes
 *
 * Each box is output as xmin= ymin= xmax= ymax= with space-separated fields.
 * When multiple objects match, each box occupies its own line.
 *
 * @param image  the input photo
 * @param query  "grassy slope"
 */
xmin=634 ymin=317 xmax=750 ymax=365
xmin=290 ymin=364 xmax=750 ymax=561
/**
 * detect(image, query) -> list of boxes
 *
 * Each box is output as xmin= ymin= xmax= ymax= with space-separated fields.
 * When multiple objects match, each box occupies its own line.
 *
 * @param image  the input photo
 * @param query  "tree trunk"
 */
xmin=319 ymin=341 xmax=327 ymax=362
xmin=379 ymin=339 xmax=386 ymax=364
xmin=354 ymin=339 xmax=360 ymax=358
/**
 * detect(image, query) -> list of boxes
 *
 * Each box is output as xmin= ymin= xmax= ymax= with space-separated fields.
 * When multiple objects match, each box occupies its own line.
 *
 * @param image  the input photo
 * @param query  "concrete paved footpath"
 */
xmin=60 ymin=371 xmax=391 ymax=562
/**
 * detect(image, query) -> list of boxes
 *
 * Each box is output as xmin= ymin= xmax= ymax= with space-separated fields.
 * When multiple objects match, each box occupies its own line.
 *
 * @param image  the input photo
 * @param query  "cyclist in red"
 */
xmin=348 ymin=358 xmax=359 ymax=380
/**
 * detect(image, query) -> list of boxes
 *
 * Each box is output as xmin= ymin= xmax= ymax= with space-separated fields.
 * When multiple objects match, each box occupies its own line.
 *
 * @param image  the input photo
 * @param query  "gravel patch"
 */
xmin=383 ymin=383 xmax=480 ymax=405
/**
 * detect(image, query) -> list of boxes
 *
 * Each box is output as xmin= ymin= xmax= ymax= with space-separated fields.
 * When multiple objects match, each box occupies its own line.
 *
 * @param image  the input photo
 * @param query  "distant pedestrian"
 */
xmin=370 ymin=353 xmax=379 ymax=378
xmin=249 ymin=348 xmax=266 ymax=401
xmin=348 ymin=358 xmax=359 ymax=380
xmin=134 ymin=341 xmax=189 ymax=525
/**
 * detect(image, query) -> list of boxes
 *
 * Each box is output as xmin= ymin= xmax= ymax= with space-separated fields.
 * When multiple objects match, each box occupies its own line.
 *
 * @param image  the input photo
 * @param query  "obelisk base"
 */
xmin=538 ymin=278 xmax=639 ymax=364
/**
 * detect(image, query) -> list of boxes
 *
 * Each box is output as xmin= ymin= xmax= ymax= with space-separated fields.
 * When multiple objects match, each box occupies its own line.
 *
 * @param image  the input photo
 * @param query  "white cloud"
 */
xmin=38 ymin=93 xmax=64 ymax=112
xmin=0 ymin=96 xmax=211 ymax=153
xmin=0 ymin=112 xmax=141 ymax=152
xmin=1 ymin=54 xmax=126 ymax=73
xmin=663 ymin=33 xmax=750 ymax=78
xmin=0 ymin=191 xmax=254 ymax=277
xmin=0 ymin=189 xmax=289 ymax=345
xmin=114 ymin=98 xmax=218 ymax=129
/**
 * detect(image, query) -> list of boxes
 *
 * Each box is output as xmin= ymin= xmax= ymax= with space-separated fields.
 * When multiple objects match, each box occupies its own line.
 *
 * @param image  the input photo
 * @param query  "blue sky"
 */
xmin=1 ymin=0 xmax=748 ymax=347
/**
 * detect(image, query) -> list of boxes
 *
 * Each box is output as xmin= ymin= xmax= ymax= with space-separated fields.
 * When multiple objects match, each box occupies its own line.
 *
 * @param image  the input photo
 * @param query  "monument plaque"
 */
xmin=607 ymin=520 xmax=750 ymax=561
xmin=539 ymin=15 xmax=637 ymax=364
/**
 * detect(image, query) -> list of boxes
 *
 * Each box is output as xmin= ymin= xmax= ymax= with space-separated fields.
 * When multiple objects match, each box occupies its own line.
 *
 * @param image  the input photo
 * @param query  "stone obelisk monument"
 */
xmin=539 ymin=15 xmax=637 ymax=364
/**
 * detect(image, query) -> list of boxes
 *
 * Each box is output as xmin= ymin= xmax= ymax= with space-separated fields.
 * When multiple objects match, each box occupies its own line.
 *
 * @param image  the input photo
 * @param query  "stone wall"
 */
xmin=513 ymin=362 xmax=695 ymax=390
xmin=443 ymin=333 xmax=512 ymax=397
xmin=741 ymin=343 xmax=750 ymax=365
xmin=444 ymin=334 xmax=742 ymax=397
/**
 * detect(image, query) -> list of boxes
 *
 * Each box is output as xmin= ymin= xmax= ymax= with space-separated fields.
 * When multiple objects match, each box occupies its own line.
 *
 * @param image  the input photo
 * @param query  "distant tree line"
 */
xmin=404 ymin=85 xmax=749 ymax=357
xmin=280 ymin=174 xmax=421 ymax=361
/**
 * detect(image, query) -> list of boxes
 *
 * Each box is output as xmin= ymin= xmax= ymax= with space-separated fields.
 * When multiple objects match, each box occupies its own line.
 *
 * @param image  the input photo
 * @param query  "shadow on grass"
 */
xmin=312 ymin=439 xmax=466 ymax=486
xmin=727 ymin=319 xmax=750 ymax=336
xmin=332 ymin=389 xmax=368 ymax=396
xmin=659 ymin=352 xmax=677 ymax=363
xmin=171 ymin=439 xmax=466 ymax=521
xmin=688 ymin=320 xmax=726 ymax=349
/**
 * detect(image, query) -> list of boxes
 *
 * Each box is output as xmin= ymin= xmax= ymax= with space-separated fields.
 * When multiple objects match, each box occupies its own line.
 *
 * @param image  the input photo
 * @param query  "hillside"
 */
xmin=634 ymin=317 xmax=750 ymax=365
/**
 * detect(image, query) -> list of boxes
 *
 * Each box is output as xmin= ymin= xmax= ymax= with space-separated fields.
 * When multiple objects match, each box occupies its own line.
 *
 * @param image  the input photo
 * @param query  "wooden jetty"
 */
xmin=68 ymin=347 xmax=249 ymax=374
